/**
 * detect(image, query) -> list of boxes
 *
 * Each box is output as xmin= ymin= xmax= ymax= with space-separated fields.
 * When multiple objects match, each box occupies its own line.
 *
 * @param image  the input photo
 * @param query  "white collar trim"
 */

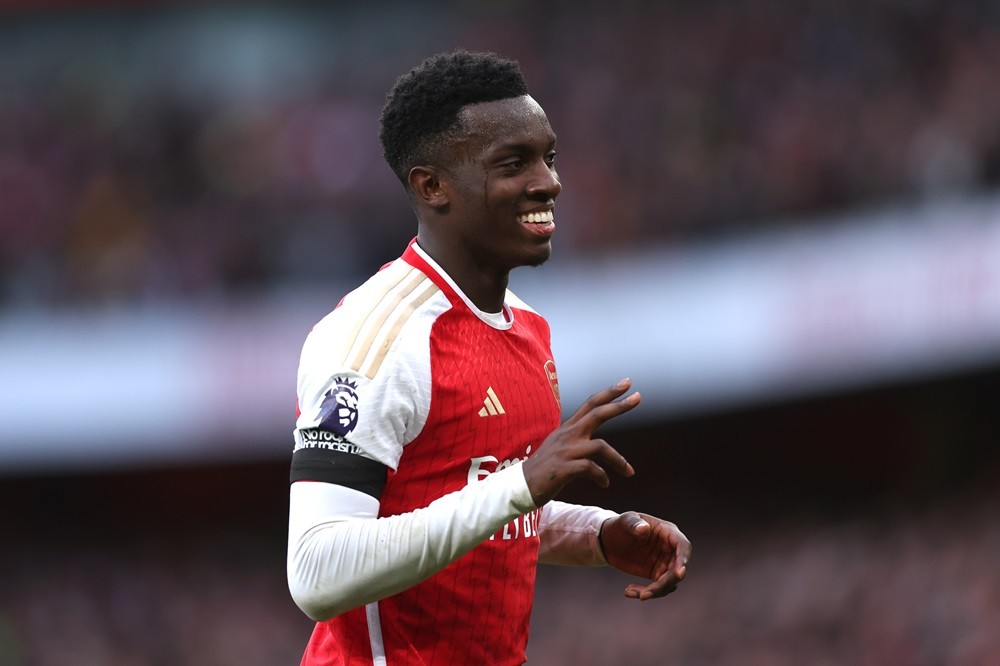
xmin=412 ymin=242 xmax=514 ymax=330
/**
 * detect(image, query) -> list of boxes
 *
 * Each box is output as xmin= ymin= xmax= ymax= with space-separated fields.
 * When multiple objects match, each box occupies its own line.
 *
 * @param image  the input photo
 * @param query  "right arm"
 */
xmin=287 ymin=463 xmax=535 ymax=622
xmin=287 ymin=379 xmax=642 ymax=620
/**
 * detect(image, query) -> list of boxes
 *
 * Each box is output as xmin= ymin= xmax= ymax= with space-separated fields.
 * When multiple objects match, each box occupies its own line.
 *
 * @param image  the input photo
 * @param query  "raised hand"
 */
xmin=599 ymin=511 xmax=691 ymax=600
xmin=522 ymin=378 xmax=640 ymax=506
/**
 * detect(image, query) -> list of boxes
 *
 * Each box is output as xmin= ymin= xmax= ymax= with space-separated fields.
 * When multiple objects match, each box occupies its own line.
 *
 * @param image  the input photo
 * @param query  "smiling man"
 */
xmin=287 ymin=50 xmax=691 ymax=666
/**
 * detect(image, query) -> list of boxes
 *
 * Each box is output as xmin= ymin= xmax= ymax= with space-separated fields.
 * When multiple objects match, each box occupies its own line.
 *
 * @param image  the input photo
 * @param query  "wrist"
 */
xmin=594 ymin=514 xmax=617 ymax=564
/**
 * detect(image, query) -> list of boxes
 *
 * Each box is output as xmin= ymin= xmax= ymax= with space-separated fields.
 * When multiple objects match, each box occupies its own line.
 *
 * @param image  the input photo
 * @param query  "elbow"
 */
xmin=288 ymin=576 xmax=341 ymax=623
xmin=287 ymin=550 xmax=346 ymax=622
xmin=287 ymin=523 xmax=372 ymax=622
xmin=296 ymin=599 xmax=337 ymax=624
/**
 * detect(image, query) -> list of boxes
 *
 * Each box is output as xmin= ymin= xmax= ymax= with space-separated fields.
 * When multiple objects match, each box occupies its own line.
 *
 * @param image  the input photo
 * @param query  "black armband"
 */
xmin=290 ymin=447 xmax=387 ymax=499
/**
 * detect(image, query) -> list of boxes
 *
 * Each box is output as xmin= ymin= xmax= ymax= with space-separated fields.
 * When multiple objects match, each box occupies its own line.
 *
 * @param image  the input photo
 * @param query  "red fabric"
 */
xmin=302 ymin=243 xmax=561 ymax=665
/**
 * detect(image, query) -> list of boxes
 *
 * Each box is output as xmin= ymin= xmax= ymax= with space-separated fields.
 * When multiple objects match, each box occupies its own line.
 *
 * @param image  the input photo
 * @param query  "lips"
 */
xmin=516 ymin=210 xmax=554 ymax=225
xmin=516 ymin=208 xmax=555 ymax=239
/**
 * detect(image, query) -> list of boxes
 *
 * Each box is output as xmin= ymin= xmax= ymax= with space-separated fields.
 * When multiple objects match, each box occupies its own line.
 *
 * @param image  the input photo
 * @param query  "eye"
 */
xmin=502 ymin=159 xmax=524 ymax=172
xmin=545 ymin=151 xmax=557 ymax=167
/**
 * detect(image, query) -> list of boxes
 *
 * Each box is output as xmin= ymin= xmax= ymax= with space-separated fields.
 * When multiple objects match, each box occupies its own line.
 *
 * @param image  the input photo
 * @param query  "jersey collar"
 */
xmin=402 ymin=238 xmax=514 ymax=330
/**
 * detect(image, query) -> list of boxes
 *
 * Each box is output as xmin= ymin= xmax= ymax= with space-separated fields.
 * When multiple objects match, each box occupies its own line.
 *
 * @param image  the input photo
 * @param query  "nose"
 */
xmin=526 ymin=161 xmax=561 ymax=200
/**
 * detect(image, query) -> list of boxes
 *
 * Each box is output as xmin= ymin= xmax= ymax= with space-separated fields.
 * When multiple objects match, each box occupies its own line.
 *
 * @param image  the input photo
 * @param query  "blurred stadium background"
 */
xmin=2 ymin=0 xmax=999 ymax=663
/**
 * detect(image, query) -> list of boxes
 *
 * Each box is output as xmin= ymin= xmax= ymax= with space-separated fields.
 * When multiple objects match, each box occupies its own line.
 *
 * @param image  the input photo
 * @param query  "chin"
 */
xmin=526 ymin=256 xmax=550 ymax=268
xmin=524 ymin=246 xmax=552 ymax=268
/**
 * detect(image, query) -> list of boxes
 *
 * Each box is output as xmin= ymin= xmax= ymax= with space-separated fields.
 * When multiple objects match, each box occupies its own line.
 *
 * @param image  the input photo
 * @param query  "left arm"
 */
xmin=537 ymin=501 xmax=618 ymax=566
xmin=538 ymin=505 xmax=692 ymax=600
xmin=529 ymin=380 xmax=691 ymax=596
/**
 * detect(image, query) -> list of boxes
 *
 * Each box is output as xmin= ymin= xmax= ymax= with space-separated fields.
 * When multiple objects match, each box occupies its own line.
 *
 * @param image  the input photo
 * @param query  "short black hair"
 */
xmin=378 ymin=50 xmax=529 ymax=186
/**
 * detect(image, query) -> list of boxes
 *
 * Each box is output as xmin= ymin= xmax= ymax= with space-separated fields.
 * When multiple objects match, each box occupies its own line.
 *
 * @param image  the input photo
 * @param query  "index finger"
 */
xmin=574 ymin=390 xmax=641 ymax=435
xmin=673 ymin=537 xmax=692 ymax=578
xmin=565 ymin=379 xmax=641 ymax=432
xmin=664 ymin=525 xmax=693 ymax=577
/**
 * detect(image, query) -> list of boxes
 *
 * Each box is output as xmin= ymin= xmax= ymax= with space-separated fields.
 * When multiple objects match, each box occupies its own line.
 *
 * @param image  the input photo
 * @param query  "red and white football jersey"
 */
xmin=294 ymin=239 xmax=563 ymax=665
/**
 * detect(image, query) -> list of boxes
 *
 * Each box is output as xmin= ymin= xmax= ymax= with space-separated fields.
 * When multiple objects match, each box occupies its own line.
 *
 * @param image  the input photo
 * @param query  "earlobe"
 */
xmin=409 ymin=167 xmax=449 ymax=210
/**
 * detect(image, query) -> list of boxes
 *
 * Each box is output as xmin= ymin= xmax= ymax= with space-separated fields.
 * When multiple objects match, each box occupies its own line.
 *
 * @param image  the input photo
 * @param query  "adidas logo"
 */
xmin=478 ymin=386 xmax=506 ymax=417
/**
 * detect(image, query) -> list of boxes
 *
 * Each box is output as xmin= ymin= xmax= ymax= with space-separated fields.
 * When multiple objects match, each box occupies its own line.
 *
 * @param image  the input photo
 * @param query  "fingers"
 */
xmin=665 ymin=524 xmax=693 ymax=579
xmin=566 ymin=443 xmax=634 ymax=487
xmin=525 ymin=379 xmax=641 ymax=503
xmin=619 ymin=518 xmax=692 ymax=602
xmin=624 ymin=578 xmax=677 ymax=601
xmin=577 ymin=458 xmax=611 ymax=488
xmin=566 ymin=378 xmax=630 ymax=425
xmin=586 ymin=438 xmax=635 ymax=479
xmin=674 ymin=544 xmax=692 ymax=580
xmin=534 ymin=440 xmax=633 ymax=498
xmin=566 ymin=379 xmax=642 ymax=433
xmin=623 ymin=566 xmax=683 ymax=601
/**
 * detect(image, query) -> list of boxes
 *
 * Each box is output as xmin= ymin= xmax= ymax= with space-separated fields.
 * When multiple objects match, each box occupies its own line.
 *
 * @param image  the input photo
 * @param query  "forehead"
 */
xmin=456 ymin=95 xmax=555 ymax=151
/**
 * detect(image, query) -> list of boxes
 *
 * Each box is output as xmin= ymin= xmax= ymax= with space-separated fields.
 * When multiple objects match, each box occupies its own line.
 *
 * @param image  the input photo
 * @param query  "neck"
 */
xmin=416 ymin=232 xmax=509 ymax=313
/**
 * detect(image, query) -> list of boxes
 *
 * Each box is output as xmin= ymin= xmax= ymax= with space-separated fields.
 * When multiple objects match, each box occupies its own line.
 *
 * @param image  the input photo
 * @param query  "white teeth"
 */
xmin=519 ymin=211 xmax=554 ymax=224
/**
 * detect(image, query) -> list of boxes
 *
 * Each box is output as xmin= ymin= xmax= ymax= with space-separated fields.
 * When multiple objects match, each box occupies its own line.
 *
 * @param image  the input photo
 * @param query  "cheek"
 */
xmin=486 ymin=182 xmax=521 ymax=210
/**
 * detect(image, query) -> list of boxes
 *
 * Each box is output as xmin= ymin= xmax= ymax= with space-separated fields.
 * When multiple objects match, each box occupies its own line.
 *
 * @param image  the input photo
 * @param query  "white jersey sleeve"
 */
xmin=537 ymin=501 xmax=619 ymax=566
xmin=287 ymin=463 xmax=537 ymax=621
xmin=294 ymin=260 xmax=440 ymax=469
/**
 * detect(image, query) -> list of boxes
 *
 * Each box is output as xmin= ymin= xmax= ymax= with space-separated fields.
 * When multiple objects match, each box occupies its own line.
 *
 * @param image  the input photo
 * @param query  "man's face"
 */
xmin=440 ymin=95 xmax=561 ymax=274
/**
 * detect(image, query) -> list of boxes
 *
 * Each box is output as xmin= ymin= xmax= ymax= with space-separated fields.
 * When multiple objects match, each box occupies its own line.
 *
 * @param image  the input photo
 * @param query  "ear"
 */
xmin=408 ymin=166 xmax=449 ymax=210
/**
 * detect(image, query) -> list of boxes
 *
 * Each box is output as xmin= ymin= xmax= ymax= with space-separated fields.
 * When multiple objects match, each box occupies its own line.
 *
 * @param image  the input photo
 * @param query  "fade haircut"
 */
xmin=379 ymin=50 xmax=529 ymax=187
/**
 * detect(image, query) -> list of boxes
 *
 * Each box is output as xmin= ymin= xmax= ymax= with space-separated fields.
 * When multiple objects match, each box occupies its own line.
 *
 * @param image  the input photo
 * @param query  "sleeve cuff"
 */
xmin=505 ymin=461 xmax=539 ymax=513
xmin=590 ymin=509 xmax=621 ymax=565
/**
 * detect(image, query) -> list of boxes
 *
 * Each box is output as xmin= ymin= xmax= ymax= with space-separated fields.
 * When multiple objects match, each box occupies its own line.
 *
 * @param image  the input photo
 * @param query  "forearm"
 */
xmin=287 ymin=463 xmax=536 ymax=621
xmin=537 ymin=500 xmax=619 ymax=566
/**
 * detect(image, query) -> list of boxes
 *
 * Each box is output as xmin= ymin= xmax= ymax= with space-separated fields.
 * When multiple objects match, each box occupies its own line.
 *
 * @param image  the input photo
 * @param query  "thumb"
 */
xmin=622 ymin=511 xmax=650 ymax=535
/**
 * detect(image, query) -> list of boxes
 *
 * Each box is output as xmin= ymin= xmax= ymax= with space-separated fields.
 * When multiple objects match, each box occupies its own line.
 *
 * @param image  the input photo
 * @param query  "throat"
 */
xmin=451 ymin=263 xmax=510 ymax=314
xmin=464 ymin=279 xmax=507 ymax=314
xmin=414 ymin=234 xmax=509 ymax=312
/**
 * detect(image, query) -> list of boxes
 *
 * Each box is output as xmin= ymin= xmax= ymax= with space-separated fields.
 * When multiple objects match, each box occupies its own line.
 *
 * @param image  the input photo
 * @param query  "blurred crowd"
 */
xmin=1 ymin=486 xmax=996 ymax=664
xmin=528 ymin=490 xmax=1000 ymax=665
xmin=4 ymin=5 xmax=998 ymax=664
xmin=0 ymin=534 xmax=308 ymax=666
xmin=3 ymin=0 xmax=1000 ymax=306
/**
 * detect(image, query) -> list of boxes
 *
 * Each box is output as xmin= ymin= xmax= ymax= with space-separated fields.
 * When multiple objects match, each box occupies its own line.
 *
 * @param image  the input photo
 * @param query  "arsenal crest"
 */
xmin=543 ymin=360 xmax=560 ymax=406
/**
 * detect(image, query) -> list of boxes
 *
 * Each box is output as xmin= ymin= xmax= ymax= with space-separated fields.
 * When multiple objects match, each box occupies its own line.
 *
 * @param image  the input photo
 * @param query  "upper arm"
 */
xmin=288 ymin=480 xmax=381 ymax=533
xmin=290 ymin=446 xmax=389 ymax=499
xmin=293 ymin=275 xmax=439 ymax=475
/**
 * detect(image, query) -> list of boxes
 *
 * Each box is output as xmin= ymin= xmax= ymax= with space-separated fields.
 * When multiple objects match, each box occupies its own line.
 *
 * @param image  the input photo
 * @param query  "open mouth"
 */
xmin=516 ymin=210 xmax=554 ymax=225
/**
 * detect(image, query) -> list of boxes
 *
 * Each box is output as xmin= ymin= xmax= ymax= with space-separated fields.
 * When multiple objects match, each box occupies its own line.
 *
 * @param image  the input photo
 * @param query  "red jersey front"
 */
xmin=294 ymin=240 xmax=562 ymax=665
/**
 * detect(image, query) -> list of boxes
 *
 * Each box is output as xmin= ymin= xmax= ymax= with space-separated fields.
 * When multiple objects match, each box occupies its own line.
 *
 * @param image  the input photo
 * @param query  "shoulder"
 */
xmin=304 ymin=259 xmax=449 ymax=380
xmin=295 ymin=260 xmax=448 ymax=467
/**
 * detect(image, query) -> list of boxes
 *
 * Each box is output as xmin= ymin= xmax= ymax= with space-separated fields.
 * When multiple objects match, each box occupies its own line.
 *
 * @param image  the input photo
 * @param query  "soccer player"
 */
xmin=287 ymin=50 xmax=691 ymax=665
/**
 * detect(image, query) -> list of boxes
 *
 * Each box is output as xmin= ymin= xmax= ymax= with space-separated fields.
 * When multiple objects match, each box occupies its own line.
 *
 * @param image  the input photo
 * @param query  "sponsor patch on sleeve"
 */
xmin=290 ymin=374 xmax=386 ymax=497
xmin=295 ymin=428 xmax=365 ymax=454
xmin=294 ymin=375 xmax=364 ymax=454
xmin=318 ymin=376 xmax=360 ymax=438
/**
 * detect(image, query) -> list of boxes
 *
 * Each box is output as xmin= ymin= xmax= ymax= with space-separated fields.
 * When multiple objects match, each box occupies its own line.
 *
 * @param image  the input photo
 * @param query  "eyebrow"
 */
xmin=491 ymin=136 xmax=558 ymax=153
